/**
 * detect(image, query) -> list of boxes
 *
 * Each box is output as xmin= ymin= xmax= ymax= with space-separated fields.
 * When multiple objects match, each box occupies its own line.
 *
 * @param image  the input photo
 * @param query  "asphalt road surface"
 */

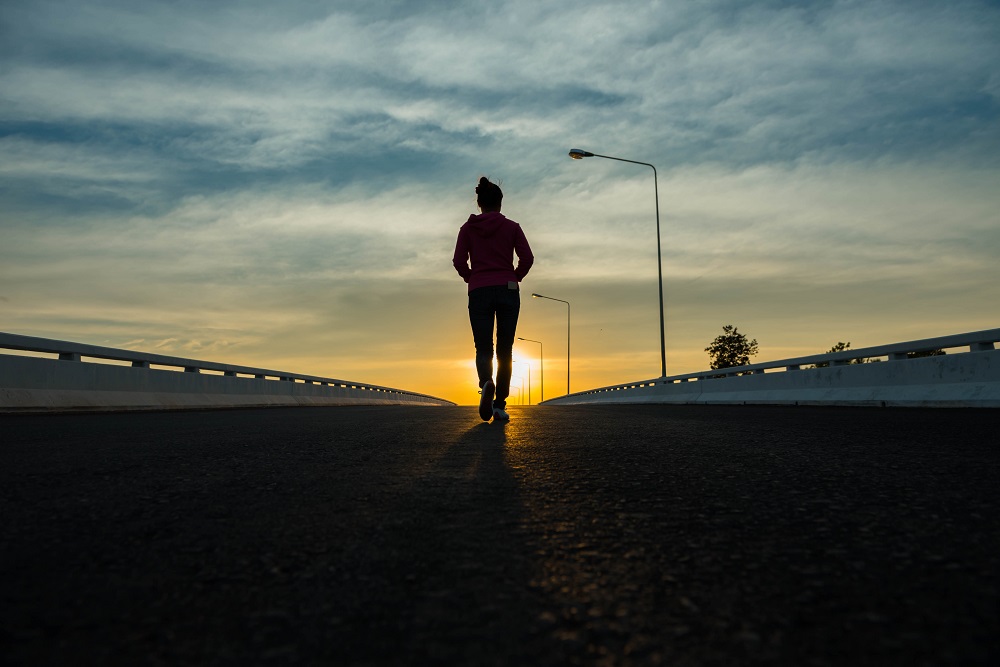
xmin=2 ymin=405 xmax=997 ymax=666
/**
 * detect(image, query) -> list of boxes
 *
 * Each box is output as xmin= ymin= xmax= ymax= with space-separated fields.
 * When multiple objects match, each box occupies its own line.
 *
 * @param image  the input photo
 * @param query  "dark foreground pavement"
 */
xmin=1 ymin=405 xmax=997 ymax=666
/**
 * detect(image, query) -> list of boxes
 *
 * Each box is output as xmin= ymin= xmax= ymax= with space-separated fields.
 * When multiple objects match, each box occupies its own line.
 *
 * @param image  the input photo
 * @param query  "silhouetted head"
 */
xmin=476 ymin=177 xmax=503 ymax=212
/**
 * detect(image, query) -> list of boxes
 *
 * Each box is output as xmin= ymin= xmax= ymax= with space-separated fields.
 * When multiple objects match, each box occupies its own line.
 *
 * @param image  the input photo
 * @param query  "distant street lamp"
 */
xmin=569 ymin=148 xmax=667 ymax=377
xmin=511 ymin=378 xmax=524 ymax=405
xmin=531 ymin=293 xmax=570 ymax=395
xmin=525 ymin=363 xmax=532 ymax=405
xmin=512 ymin=360 xmax=531 ymax=405
xmin=517 ymin=337 xmax=544 ymax=403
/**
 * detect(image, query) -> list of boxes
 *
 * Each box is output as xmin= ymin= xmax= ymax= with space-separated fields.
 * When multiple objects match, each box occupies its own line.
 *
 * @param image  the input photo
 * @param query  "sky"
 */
xmin=2 ymin=0 xmax=998 ymax=405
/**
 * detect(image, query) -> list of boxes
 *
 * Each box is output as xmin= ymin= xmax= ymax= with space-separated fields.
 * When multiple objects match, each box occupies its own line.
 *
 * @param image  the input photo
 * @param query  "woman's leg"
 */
xmin=493 ymin=288 xmax=521 ymax=408
xmin=467 ymin=287 xmax=496 ymax=389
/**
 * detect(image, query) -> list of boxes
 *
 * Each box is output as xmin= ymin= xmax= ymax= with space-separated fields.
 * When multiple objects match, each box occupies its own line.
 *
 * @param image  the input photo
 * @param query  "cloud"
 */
xmin=2 ymin=0 xmax=998 ymax=402
xmin=6 ymin=1 xmax=997 ymax=181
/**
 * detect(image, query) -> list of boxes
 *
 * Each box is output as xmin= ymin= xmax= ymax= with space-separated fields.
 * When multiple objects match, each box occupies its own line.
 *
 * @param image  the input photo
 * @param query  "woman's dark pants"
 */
xmin=468 ymin=285 xmax=520 ymax=409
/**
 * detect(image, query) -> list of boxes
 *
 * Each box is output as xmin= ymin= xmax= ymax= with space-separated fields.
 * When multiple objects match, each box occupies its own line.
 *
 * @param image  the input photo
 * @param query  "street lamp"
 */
xmin=531 ymin=293 xmax=570 ymax=395
xmin=569 ymin=148 xmax=666 ymax=378
xmin=512 ymin=359 xmax=531 ymax=405
xmin=525 ymin=363 xmax=532 ymax=405
xmin=511 ymin=378 xmax=524 ymax=405
xmin=517 ymin=337 xmax=544 ymax=403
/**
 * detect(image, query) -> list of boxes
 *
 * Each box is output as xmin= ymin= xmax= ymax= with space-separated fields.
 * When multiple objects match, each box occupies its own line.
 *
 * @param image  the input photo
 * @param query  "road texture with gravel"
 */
xmin=2 ymin=404 xmax=997 ymax=666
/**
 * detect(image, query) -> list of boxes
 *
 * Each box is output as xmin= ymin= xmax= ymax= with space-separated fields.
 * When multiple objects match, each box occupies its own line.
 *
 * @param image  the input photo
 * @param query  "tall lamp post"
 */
xmin=569 ymin=148 xmax=666 ymax=378
xmin=531 ymin=293 xmax=570 ymax=395
xmin=517 ymin=337 xmax=543 ymax=403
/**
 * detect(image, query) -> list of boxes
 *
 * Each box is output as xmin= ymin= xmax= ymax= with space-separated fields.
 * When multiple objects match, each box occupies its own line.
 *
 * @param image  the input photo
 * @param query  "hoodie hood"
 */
xmin=465 ymin=211 xmax=507 ymax=238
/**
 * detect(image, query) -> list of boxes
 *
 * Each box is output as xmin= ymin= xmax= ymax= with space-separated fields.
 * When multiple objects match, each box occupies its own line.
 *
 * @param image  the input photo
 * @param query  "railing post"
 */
xmin=132 ymin=361 xmax=149 ymax=368
xmin=972 ymin=342 xmax=995 ymax=351
xmin=58 ymin=352 xmax=81 ymax=361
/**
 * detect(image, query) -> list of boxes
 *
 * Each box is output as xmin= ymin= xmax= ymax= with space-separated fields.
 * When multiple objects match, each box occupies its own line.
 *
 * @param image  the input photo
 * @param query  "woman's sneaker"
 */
xmin=492 ymin=406 xmax=510 ymax=422
xmin=478 ymin=380 xmax=495 ymax=421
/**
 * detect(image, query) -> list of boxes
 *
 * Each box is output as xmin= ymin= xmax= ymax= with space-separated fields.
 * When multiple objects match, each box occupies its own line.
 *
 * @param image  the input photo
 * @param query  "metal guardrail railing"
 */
xmin=0 ymin=332 xmax=453 ymax=404
xmin=550 ymin=328 xmax=1000 ymax=401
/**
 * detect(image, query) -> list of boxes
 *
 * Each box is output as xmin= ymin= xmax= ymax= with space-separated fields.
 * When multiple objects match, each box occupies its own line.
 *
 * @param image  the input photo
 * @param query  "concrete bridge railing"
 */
xmin=0 ymin=332 xmax=454 ymax=412
xmin=543 ymin=328 xmax=1000 ymax=408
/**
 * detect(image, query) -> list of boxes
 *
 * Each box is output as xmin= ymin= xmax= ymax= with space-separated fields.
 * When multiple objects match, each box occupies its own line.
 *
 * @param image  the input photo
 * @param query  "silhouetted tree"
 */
xmin=907 ymin=349 xmax=945 ymax=358
xmin=816 ymin=341 xmax=868 ymax=367
xmin=705 ymin=325 xmax=759 ymax=371
xmin=814 ymin=341 xmax=940 ymax=366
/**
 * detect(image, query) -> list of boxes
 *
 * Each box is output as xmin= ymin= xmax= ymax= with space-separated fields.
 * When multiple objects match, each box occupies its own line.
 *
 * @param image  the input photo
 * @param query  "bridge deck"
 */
xmin=2 ymin=405 xmax=997 ymax=665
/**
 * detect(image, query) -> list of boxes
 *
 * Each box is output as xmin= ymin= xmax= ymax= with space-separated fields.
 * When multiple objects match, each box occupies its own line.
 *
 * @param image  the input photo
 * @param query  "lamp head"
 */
xmin=568 ymin=149 xmax=594 ymax=160
xmin=531 ymin=293 xmax=541 ymax=298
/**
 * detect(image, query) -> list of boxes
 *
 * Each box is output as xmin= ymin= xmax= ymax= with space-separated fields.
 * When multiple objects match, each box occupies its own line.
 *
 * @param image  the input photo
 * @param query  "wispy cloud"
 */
xmin=2 ymin=0 xmax=998 ymax=402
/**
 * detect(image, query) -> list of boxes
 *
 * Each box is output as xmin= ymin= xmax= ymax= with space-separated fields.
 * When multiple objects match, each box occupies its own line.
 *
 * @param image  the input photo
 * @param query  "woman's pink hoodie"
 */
xmin=452 ymin=211 xmax=534 ymax=292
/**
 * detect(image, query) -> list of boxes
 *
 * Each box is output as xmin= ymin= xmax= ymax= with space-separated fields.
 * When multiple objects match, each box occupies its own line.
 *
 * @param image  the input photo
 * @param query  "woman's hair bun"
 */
xmin=476 ymin=177 xmax=503 ymax=209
